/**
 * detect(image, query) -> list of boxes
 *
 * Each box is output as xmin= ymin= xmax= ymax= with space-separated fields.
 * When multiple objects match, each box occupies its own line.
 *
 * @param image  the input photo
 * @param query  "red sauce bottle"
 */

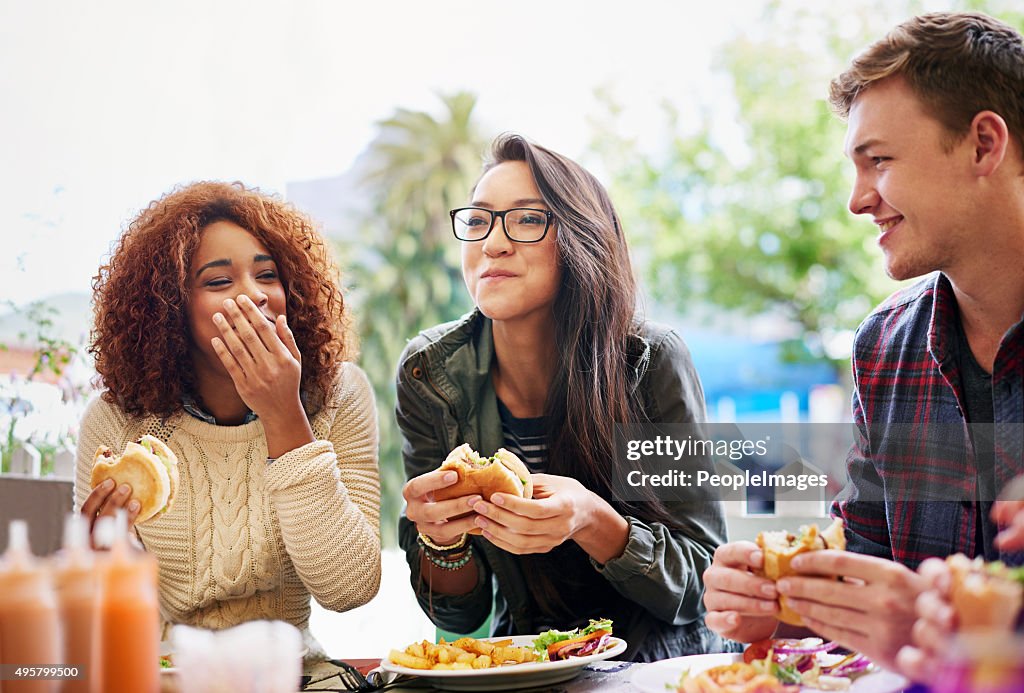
xmin=0 ymin=520 xmax=61 ymax=693
xmin=97 ymin=513 xmax=159 ymax=693
xmin=52 ymin=515 xmax=99 ymax=693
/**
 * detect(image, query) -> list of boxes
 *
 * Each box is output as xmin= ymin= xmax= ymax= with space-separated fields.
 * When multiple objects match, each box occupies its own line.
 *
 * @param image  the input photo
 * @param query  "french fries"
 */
xmin=387 ymin=636 xmax=540 ymax=671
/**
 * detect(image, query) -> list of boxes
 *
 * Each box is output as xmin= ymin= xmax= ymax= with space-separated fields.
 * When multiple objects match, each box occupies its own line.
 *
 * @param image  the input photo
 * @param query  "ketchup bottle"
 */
xmin=0 ymin=520 xmax=61 ymax=693
xmin=52 ymin=515 xmax=99 ymax=693
xmin=97 ymin=512 xmax=159 ymax=693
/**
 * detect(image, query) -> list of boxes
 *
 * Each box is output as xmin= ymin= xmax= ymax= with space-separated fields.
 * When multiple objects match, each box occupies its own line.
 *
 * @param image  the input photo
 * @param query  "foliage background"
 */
xmin=3 ymin=0 xmax=1022 ymax=547
xmin=347 ymin=0 xmax=1024 ymax=546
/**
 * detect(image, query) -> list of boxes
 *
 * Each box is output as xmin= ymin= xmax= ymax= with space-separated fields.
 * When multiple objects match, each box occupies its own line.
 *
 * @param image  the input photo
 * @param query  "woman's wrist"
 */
xmin=418 ymin=532 xmax=468 ymax=553
xmin=575 ymin=497 xmax=629 ymax=565
xmin=260 ymin=404 xmax=315 ymax=458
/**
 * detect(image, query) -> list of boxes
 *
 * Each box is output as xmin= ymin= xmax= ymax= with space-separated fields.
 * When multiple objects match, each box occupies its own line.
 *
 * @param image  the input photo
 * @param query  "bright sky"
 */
xmin=0 ymin=0 xmax=767 ymax=306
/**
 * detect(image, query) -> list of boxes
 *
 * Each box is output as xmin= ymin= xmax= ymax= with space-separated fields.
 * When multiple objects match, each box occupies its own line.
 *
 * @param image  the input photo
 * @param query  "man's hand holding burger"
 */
xmin=702 ymin=541 xmax=781 ymax=643
xmin=776 ymin=549 xmax=923 ymax=671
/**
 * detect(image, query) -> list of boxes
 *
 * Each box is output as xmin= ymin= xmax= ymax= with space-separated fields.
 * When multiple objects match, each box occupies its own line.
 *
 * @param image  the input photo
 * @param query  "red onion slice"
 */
xmin=830 ymin=655 xmax=873 ymax=677
xmin=772 ymin=639 xmax=840 ymax=655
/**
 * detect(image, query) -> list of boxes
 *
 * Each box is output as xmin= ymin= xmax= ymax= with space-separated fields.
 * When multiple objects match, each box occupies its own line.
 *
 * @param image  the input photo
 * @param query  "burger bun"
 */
xmin=90 ymin=435 xmax=180 ymax=525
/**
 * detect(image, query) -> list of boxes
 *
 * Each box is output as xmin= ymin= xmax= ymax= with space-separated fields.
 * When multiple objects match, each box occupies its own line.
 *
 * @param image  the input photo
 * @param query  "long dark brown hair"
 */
xmin=482 ymin=134 xmax=686 ymax=619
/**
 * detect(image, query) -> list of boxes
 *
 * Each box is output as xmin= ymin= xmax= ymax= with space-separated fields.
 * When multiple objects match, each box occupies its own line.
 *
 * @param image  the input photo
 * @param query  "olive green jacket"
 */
xmin=395 ymin=310 xmax=731 ymax=661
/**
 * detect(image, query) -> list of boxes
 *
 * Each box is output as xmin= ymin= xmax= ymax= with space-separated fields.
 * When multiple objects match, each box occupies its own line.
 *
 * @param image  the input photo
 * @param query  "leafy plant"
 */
xmin=0 ymin=300 xmax=82 ymax=474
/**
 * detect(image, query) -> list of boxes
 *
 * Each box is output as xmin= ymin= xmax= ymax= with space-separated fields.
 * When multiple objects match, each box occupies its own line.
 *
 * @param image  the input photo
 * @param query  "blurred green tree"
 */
xmin=347 ymin=92 xmax=486 ymax=546
xmin=591 ymin=0 xmax=1023 ymax=373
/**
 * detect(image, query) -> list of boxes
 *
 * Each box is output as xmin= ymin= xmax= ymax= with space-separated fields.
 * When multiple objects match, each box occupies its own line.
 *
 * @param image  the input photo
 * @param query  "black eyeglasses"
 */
xmin=450 ymin=207 xmax=554 ymax=243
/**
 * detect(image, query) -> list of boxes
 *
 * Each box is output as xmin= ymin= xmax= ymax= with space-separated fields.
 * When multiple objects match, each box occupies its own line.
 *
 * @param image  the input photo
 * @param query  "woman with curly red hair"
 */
xmin=75 ymin=181 xmax=380 ymax=659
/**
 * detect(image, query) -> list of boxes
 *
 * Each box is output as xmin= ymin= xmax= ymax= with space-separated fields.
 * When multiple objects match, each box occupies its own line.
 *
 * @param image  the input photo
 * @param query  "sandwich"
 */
xmin=90 ymin=436 xmax=180 ymax=525
xmin=756 ymin=518 xmax=846 ymax=626
xmin=946 ymin=554 xmax=1024 ymax=632
xmin=533 ymin=619 xmax=613 ymax=661
xmin=433 ymin=444 xmax=533 ymax=534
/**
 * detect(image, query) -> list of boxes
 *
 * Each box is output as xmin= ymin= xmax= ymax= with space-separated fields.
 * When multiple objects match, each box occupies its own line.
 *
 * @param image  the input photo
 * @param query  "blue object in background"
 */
xmin=683 ymin=328 xmax=839 ymax=420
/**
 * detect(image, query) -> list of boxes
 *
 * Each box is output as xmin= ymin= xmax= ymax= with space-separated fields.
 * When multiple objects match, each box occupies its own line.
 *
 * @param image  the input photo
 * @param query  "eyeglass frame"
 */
xmin=449 ymin=207 xmax=554 ymax=243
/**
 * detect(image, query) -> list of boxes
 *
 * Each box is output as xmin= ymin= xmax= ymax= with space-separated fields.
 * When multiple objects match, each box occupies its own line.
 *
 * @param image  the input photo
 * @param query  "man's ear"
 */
xmin=970 ymin=110 xmax=1009 ymax=176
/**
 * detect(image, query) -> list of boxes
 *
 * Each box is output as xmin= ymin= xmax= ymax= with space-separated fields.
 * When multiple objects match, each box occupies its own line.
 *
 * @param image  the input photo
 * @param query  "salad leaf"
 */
xmin=532 ymin=618 xmax=613 ymax=653
xmin=773 ymin=662 xmax=802 ymax=684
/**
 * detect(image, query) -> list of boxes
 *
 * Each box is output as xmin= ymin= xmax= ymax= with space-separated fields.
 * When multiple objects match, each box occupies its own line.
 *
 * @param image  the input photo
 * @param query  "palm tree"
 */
xmin=348 ymin=92 xmax=488 ymax=546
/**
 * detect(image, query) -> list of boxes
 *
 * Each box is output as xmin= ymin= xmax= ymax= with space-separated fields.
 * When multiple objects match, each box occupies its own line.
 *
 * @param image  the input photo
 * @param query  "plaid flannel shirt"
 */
xmin=832 ymin=272 xmax=1024 ymax=568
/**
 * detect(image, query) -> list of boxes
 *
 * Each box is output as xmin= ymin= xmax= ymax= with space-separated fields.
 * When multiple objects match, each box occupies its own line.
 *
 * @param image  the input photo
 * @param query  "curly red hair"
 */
xmin=90 ymin=181 xmax=353 ymax=418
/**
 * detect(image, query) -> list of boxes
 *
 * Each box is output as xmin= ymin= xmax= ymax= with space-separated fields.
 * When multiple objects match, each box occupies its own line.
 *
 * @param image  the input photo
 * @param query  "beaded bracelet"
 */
xmin=417 ymin=532 xmax=468 ymax=554
xmin=424 ymin=544 xmax=474 ymax=571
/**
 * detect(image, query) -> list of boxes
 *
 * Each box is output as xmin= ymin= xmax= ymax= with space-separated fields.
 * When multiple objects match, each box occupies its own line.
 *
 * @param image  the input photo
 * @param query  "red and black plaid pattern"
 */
xmin=832 ymin=272 xmax=1024 ymax=568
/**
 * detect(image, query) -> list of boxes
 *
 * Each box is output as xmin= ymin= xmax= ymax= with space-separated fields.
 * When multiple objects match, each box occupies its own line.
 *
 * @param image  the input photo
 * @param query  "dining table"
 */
xmin=296 ymin=657 xmax=923 ymax=693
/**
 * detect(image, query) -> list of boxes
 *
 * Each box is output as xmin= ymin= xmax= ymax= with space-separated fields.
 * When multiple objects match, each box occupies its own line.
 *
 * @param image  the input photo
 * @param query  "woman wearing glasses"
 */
xmin=75 ymin=181 xmax=381 ymax=660
xmin=397 ymin=134 xmax=731 ymax=660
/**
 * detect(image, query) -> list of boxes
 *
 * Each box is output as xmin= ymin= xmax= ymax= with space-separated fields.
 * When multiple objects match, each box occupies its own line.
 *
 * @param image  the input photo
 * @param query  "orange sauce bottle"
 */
xmin=52 ymin=515 xmax=99 ymax=693
xmin=97 ymin=513 xmax=159 ymax=693
xmin=0 ymin=520 xmax=61 ymax=693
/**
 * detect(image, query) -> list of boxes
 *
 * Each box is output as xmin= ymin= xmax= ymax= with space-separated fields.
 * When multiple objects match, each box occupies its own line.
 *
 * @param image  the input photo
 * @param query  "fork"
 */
xmin=301 ymin=659 xmax=375 ymax=691
xmin=301 ymin=659 xmax=426 ymax=692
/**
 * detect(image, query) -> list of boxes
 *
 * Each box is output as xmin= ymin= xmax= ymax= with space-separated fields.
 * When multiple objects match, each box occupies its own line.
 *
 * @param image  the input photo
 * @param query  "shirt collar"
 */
xmin=181 ymin=394 xmax=258 ymax=426
xmin=927 ymin=272 xmax=960 ymax=368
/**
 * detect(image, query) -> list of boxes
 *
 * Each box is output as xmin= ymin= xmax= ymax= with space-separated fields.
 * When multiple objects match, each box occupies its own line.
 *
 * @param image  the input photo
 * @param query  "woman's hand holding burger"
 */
xmin=81 ymin=478 xmax=142 ymax=545
xmin=472 ymin=473 xmax=629 ymax=564
xmin=403 ymin=469 xmax=482 ymax=546
xmin=82 ymin=436 xmax=179 ymax=547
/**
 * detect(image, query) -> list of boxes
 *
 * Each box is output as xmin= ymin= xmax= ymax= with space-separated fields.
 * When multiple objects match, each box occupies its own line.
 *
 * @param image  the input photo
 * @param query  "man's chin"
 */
xmin=883 ymin=256 xmax=931 ymax=283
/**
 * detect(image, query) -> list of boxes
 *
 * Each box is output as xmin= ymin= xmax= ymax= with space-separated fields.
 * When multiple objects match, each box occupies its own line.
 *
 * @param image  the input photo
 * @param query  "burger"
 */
xmin=433 ymin=444 xmax=533 ymax=534
xmin=946 ymin=553 xmax=1024 ymax=632
xmin=756 ymin=518 xmax=847 ymax=626
xmin=91 ymin=436 xmax=180 ymax=524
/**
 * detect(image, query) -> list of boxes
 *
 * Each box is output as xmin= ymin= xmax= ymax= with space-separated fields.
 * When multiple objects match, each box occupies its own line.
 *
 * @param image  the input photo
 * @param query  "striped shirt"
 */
xmin=496 ymin=399 xmax=547 ymax=472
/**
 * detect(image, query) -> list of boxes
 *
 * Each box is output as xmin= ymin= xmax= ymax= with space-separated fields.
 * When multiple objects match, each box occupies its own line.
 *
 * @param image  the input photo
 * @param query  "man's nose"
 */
xmin=848 ymin=174 xmax=880 ymax=216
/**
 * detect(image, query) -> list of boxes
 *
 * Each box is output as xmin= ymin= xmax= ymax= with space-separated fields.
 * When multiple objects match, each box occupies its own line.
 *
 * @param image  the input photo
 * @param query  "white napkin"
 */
xmin=171 ymin=620 xmax=303 ymax=692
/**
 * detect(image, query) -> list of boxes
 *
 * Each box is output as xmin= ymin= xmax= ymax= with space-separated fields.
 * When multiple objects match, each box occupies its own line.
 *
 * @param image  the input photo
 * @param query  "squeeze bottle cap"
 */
xmin=6 ymin=519 xmax=29 ymax=555
xmin=63 ymin=513 xmax=90 ymax=553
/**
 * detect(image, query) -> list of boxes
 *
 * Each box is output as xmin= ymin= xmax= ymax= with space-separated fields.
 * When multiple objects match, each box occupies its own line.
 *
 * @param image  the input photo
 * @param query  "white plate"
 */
xmin=379 ymin=634 xmax=627 ymax=691
xmin=631 ymin=653 xmax=908 ymax=693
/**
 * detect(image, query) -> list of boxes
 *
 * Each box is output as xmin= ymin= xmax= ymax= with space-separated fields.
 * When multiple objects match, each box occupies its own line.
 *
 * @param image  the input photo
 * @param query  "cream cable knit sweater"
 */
xmin=74 ymin=363 xmax=381 ymax=658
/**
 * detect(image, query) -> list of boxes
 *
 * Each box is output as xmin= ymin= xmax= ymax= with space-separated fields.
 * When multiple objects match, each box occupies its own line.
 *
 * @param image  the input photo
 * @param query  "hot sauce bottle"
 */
xmin=0 ymin=520 xmax=61 ymax=693
xmin=52 ymin=515 xmax=99 ymax=693
xmin=97 ymin=512 xmax=159 ymax=693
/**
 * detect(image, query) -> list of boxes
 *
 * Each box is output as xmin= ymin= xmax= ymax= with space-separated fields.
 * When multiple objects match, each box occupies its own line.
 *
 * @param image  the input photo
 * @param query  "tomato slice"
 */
xmin=743 ymin=639 xmax=773 ymax=664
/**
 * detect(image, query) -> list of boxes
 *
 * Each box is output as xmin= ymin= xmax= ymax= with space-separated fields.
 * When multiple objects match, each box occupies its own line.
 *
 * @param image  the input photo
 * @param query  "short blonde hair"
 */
xmin=830 ymin=12 xmax=1024 ymax=153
